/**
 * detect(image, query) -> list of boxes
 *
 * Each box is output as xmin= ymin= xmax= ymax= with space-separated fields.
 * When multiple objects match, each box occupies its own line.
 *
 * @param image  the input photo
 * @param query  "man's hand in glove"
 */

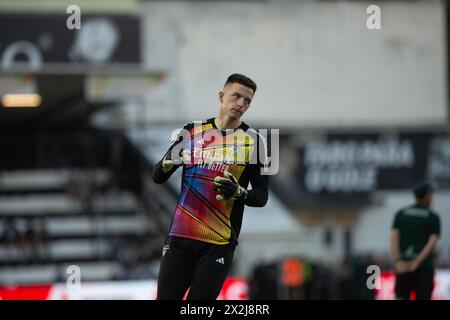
xmin=214 ymin=170 xmax=247 ymax=201
xmin=162 ymin=149 xmax=191 ymax=173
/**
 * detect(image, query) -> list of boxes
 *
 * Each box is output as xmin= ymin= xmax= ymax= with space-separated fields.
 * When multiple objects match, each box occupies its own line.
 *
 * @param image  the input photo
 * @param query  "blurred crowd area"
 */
xmin=248 ymin=254 xmax=450 ymax=300
xmin=248 ymin=256 xmax=379 ymax=300
xmin=1 ymin=217 xmax=162 ymax=282
xmin=2 ymin=216 xmax=49 ymax=263
xmin=0 ymin=167 xmax=164 ymax=285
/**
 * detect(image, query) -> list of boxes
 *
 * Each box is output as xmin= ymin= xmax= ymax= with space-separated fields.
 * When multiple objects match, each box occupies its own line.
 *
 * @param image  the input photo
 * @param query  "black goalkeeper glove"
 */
xmin=213 ymin=171 xmax=247 ymax=201
xmin=162 ymin=149 xmax=191 ymax=173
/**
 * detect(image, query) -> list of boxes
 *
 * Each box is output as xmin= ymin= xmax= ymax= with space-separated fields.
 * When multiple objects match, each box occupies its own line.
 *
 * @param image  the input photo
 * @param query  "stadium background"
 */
xmin=0 ymin=0 xmax=449 ymax=300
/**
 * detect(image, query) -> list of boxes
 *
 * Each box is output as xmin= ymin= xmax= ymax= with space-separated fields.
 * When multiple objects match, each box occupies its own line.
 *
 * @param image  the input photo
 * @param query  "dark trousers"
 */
xmin=156 ymin=236 xmax=236 ymax=300
xmin=395 ymin=267 xmax=434 ymax=300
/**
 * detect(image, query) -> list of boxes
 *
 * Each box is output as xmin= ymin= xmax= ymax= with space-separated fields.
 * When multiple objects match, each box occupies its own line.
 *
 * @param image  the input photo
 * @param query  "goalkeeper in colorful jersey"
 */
xmin=153 ymin=74 xmax=269 ymax=300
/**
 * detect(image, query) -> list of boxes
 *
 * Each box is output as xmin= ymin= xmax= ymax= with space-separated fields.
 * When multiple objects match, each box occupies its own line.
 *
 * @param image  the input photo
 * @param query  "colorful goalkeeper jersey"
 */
xmin=153 ymin=118 xmax=269 ymax=245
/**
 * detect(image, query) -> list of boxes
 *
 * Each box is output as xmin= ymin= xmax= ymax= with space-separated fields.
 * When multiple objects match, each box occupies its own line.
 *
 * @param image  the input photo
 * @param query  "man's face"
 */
xmin=219 ymin=83 xmax=254 ymax=120
xmin=424 ymin=193 xmax=433 ymax=206
xmin=417 ymin=193 xmax=432 ymax=206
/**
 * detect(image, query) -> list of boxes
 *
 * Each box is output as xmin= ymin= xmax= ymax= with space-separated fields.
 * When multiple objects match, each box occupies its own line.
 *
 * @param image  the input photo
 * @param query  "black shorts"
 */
xmin=156 ymin=236 xmax=236 ymax=300
xmin=395 ymin=267 xmax=434 ymax=300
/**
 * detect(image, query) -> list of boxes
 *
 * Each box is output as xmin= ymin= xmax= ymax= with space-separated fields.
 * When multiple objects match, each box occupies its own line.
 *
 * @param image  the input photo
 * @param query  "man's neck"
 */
xmin=214 ymin=115 xmax=241 ymax=131
xmin=416 ymin=200 xmax=430 ymax=208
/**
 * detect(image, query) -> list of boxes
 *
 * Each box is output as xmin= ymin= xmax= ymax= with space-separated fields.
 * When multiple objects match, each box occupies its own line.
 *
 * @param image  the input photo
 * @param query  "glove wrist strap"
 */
xmin=237 ymin=187 xmax=248 ymax=200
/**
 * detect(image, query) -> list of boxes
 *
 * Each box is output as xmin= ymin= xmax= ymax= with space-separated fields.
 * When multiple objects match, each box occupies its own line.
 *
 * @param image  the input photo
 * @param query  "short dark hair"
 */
xmin=224 ymin=73 xmax=257 ymax=93
xmin=413 ymin=181 xmax=434 ymax=199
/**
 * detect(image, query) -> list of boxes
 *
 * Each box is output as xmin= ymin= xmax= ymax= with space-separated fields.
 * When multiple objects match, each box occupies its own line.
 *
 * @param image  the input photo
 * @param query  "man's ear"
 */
xmin=219 ymin=91 xmax=224 ymax=103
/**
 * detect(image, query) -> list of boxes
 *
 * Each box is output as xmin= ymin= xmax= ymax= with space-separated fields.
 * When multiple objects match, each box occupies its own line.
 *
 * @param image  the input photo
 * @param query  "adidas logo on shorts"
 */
xmin=162 ymin=244 xmax=170 ymax=257
xmin=215 ymin=257 xmax=225 ymax=265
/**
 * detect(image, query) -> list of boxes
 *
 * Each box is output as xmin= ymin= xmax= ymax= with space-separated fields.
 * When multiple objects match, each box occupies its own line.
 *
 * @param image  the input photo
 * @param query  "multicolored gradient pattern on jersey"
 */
xmin=169 ymin=120 xmax=256 ymax=245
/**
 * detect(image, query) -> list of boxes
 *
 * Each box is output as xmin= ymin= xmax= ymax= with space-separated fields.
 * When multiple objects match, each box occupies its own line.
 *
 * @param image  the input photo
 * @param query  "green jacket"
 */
xmin=392 ymin=204 xmax=440 ymax=270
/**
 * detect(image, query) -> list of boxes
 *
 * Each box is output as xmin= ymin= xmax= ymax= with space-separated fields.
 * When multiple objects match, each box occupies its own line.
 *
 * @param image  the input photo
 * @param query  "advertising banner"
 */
xmin=0 ymin=14 xmax=140 ymax=71
xmin=0 ymin=277 xmax=249 ymax=300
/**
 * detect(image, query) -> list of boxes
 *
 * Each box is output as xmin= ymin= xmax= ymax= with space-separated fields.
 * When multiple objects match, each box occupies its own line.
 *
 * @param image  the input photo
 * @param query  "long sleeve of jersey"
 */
xmin=152 ymin=133 xmax=185 ymax=184
xmin=244 ymin=164 xmax=269 ymax=207
xmin=152 ymin=158 xmax=179 ymax=184
xmin=243 ymin=128 xmax=269 ymax=207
